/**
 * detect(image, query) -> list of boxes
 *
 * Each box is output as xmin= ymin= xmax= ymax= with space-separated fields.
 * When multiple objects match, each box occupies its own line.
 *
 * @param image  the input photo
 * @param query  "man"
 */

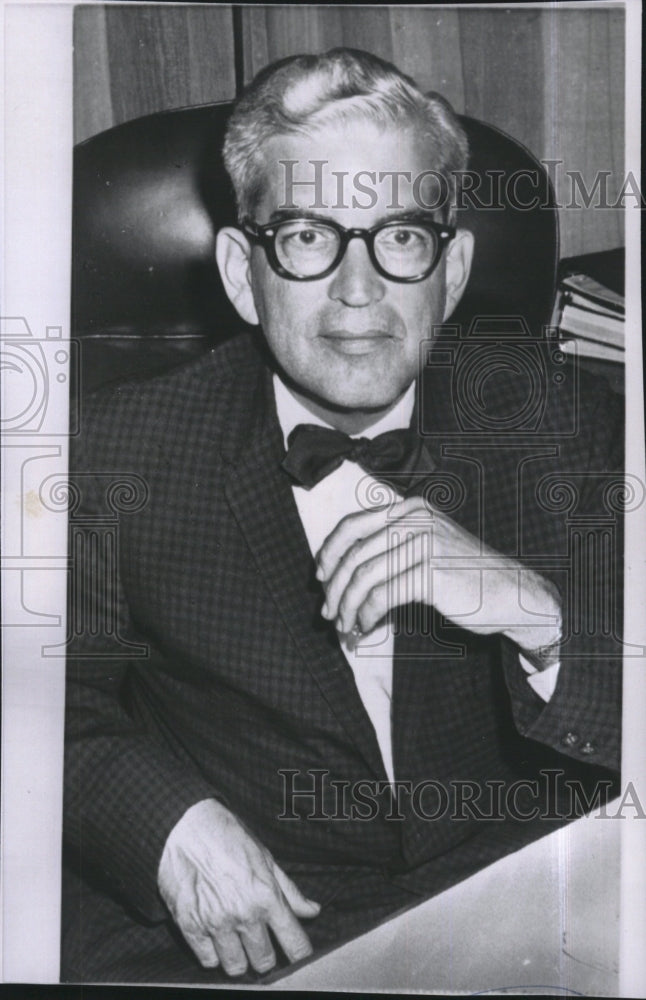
xmin=63 ymin=49 xmax=623 ymax=983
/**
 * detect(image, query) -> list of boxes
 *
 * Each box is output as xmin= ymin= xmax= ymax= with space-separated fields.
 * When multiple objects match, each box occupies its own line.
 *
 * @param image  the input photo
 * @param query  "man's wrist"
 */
xmin=503 ymin=576 xmax=562 ymax=671
xmin=516 ymin=634 xmax=562 ymax=671
xmin=158 ymin=797 xmax=226 ymax=892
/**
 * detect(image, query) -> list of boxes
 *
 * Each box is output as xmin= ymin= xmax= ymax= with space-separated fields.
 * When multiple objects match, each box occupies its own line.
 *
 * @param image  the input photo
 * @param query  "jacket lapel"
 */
xmin=219 ymin=349 xmax=389 ymax=781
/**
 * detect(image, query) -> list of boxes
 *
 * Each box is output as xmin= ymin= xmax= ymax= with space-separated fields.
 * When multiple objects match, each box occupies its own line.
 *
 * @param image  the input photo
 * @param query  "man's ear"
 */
xmin=442 ymin=228 xmax=475 ymax=321
xmin=215 ymin=227 xmax=260 ymax=326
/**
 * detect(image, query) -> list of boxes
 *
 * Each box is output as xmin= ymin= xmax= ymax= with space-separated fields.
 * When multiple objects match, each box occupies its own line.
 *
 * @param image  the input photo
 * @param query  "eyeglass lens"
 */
xmin=274 ymin=220 xmax=439 ymax=279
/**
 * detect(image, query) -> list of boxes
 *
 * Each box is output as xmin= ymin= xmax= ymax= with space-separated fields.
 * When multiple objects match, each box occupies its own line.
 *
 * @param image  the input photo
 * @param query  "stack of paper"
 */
xmin=554 ymin=261 xmax=625 ymax=364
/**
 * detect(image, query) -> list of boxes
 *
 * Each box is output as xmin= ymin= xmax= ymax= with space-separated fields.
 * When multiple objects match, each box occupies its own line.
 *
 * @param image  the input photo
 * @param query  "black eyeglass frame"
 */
xmin=241 ymin=215 xmax=456 ymax=283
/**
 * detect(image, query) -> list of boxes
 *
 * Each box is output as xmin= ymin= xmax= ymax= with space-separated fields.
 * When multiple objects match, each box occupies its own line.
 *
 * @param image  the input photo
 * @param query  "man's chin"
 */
xmin=306 ymin=382 xmax=411 ymax=417
xmin=277 ymin=362 xmax=414 ymax=422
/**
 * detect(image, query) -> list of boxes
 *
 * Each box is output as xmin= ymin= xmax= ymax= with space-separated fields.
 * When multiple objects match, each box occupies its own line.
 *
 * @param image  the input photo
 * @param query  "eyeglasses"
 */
xmin=241 ymin=215 xmax=455 ymax=283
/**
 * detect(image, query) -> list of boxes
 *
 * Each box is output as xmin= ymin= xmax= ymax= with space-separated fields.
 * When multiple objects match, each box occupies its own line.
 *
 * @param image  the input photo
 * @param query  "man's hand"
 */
xmin=317 ymin=496 xmax=561 ymax=656
xmin=158 ymin=798 xmax=320 ymax=976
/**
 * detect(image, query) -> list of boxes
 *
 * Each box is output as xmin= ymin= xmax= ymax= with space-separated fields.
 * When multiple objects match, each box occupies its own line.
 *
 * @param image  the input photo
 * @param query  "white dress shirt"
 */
xmin=274 ymin=375 xmax=559 ymax=783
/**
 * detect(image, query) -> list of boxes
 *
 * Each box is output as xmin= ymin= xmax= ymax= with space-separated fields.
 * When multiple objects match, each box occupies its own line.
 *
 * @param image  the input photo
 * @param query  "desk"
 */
xmin=272 ymin=806 xmax=620 ymax=994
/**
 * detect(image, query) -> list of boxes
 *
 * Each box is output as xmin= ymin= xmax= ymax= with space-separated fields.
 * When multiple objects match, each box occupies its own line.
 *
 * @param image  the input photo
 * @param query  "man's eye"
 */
xmin=297 ymin=229 xmax=321 ymax=245
xmin=383 ymin=227 xmax=425 ymax=247
xmin=279 ymin=224 xmax=335 ymax=249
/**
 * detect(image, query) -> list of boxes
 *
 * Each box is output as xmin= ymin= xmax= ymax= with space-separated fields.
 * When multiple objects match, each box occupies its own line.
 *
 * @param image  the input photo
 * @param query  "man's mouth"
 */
xmin=320 ymin=330 xmax=394 ymax=356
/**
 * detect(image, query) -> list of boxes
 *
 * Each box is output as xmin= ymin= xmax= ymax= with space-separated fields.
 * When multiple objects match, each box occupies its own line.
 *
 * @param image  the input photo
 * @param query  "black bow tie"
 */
xmin=281 ymin=423 xmax=434 ymax=493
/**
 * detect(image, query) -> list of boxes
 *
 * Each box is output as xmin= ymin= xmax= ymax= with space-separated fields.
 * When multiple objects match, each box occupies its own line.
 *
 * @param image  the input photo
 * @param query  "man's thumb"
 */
xmin=273 ymin=865 xmax=321 ymax=918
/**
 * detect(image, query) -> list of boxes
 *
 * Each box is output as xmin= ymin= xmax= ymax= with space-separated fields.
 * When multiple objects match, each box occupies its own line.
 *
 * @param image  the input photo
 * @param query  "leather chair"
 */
xmin=72 ymin=101 xmax=559 ymax=395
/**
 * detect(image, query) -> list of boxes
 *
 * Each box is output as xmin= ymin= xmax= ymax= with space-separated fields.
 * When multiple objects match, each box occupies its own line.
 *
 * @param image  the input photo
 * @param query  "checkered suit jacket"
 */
xmin=64 ymin=332 xmax=623 ymax=946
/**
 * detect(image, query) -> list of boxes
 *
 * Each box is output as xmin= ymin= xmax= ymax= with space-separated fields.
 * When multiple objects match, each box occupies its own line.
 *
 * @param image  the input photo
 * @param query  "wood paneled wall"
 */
xmin=74 ymin=4 xmax=626 ymax=258
xmin=74 ymin=5 xmax=236 ymax=139
xmin=540 ymin=9 xmax=625 ymax=259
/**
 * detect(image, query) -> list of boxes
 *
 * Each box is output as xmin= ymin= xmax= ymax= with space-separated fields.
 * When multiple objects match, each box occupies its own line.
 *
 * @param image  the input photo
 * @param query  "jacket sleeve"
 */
xmin=501 ymin=382 xmax=624 ymax=773
xmin=64 ymin=396 xmax=220 ymax=922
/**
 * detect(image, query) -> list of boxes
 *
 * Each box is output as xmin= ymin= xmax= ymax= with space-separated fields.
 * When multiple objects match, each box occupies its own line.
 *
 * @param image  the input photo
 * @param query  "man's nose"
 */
xmin=327 ymin=237 xmax=385 ymax=306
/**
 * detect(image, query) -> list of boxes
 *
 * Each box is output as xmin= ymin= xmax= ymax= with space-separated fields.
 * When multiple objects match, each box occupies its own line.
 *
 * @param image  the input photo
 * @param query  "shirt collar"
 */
xmin=273 ymin=373 xmax=416 ymax=450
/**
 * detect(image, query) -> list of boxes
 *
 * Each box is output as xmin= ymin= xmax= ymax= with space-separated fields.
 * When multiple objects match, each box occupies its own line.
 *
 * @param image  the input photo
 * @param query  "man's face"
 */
xmin=227 ymin=120 xmax=470 ymax=416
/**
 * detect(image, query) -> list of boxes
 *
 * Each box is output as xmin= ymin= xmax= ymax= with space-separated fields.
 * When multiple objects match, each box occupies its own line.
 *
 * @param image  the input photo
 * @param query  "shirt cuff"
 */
xmin=518 ymin=652 xmax=561 ymax=702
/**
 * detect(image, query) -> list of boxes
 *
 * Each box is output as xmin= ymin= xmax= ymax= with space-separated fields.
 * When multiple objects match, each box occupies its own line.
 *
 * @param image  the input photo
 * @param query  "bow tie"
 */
xmin=281 ymin=423 xmax=434 ymax=493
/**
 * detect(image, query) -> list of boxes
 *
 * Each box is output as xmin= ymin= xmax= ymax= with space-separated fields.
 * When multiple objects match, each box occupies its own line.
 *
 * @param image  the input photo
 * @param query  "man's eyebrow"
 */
xmin=267 ymin=208 xmax=336 ymax=224
xmin=266 ymin=208 xmax=442 ymax=226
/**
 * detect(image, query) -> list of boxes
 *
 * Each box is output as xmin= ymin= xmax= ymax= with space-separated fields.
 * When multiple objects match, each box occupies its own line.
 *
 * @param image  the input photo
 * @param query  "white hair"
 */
xmin=222 ymin=48 xmax=469 ymax=223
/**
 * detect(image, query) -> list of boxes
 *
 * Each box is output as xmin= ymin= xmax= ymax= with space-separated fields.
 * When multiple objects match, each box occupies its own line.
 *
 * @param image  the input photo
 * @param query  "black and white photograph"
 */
xmin=1 ymin=1 xmax=645 ymax=994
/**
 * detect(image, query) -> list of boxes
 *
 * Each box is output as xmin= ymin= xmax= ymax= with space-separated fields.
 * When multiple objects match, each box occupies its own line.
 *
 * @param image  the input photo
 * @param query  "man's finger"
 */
xmin=336 ymin=532 xmax=430 ymax=633
xmin=322 ymin=527 xmax=392 ymax=622
xmin=182 ymin=928 xmax=220 ymax=968
xmin=317 ymin=497 xmax=421 ymax=581
xmin=272 ymin=864 xmax=321 ymax=919
xmin=355 ymin=563 xmax=426 ymax=635
xmin=268 ymin=900 xmax=315 ymax=964
xmin=212 ymin=928 xmax=249 ymax=977
xmin=239 ymin=921 xmax=277 ymax=974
